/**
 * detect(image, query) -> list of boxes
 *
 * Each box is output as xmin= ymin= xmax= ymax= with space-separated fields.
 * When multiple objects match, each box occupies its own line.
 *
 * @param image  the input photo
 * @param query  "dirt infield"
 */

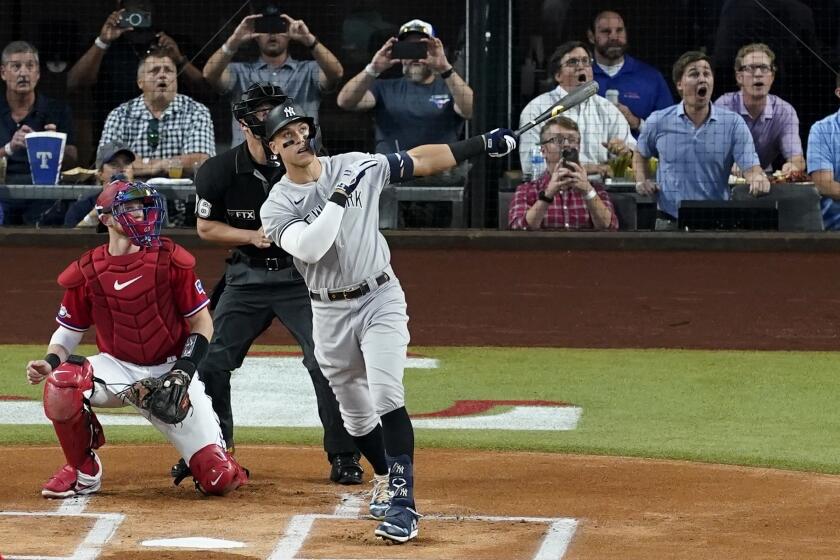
xmin=3 ymin=245 xmax=840 ymax=558
xmin=4 ymin=445 xmax=840 ymax=559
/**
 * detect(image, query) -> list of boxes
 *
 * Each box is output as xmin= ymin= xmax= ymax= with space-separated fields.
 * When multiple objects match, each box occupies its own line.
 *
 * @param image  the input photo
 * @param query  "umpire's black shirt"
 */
xmin=194 ymin=141 xmax=290 ymax=261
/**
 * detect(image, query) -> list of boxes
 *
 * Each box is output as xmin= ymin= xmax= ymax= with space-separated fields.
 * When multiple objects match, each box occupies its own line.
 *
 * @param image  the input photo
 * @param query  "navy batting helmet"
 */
xmin=232 ymin=82 xmax=287 ymax=138
xmin=264 ymin=98 xmax=321 ymax=153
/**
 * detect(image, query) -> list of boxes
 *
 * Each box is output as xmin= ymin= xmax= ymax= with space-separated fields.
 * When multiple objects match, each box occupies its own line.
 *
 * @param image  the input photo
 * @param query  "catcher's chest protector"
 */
xmin=80 ymin=245 xmax=185 ymax=364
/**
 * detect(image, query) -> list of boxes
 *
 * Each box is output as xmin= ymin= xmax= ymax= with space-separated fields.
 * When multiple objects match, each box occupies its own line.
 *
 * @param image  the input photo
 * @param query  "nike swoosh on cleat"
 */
xmin=113 ymin=276 xmax=143 ymax=291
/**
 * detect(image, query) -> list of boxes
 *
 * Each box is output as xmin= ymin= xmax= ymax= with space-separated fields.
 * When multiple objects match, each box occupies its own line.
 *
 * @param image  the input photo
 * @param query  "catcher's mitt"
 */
xmin=119 ymin=369 xmax=192 ymax=424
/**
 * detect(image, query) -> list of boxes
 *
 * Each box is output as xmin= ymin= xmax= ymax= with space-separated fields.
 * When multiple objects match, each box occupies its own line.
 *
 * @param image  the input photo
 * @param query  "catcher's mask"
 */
xmin=232 ymin=82 xmax=287 ymax=139
xmin=97 ymin=179 xmax=166 ymax=247
xmin=264 ymin=98 xmax=322 ymax=155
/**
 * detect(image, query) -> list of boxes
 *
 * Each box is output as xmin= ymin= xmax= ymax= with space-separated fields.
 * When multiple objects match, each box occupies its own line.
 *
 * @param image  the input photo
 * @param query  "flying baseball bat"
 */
xmin=514 ymin=80 xmax=600 ymax=138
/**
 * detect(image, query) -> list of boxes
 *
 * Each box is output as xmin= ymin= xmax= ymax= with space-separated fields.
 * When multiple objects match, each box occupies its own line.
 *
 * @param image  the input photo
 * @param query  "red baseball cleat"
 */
xmin=41 ymin=453 xmax=102 ymax=499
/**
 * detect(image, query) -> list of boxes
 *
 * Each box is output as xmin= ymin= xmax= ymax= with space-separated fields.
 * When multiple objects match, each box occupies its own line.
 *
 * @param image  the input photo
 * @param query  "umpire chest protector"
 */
xmin=195 ymin=142 xmax=291 ymax=262
xmin=59 ymin=239 xmax=190 ymax=365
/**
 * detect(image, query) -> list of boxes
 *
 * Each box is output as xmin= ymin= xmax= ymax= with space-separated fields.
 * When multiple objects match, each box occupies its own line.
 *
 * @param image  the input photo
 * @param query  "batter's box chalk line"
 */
xmin=268 ymin=492 xmax=579 ymax=560
xmin=0 ymin=510 xmax=124 ymax=560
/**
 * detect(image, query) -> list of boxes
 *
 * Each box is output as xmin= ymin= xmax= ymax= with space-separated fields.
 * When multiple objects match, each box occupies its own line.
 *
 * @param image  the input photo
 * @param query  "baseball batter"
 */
xmin=259 ymin=99 xmax=515 ymax=543
xmin=25 ymin=179 xmax=248 ymax=498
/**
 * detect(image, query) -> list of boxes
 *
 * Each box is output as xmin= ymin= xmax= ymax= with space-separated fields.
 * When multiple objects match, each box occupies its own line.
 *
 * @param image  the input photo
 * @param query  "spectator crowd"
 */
xmin=1 ymin=3 xmax=838 ymax=231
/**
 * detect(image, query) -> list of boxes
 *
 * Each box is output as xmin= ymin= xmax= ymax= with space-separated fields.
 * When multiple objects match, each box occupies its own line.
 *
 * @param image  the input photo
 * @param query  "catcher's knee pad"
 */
xmin=44 ymin=355 xmax=95 ymax=422
xmin=43 ymin=355 xmax=105 ymax=467
xmin=189 ymin=444 xmax=248 ymax=496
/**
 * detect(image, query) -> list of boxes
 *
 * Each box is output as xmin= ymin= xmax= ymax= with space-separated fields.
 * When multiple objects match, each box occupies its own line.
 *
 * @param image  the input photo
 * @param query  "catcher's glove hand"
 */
xmin=119 ymin=369 xmax=192 ymax=424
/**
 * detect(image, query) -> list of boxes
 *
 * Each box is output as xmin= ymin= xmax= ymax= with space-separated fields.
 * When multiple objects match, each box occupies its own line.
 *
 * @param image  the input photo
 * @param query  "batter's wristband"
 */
xmin=447 ymin=135 xmax=486 ymax=164
xmin=329 ymin=191 xmax=348 ymax=207
xmin=44 ymin=353 xmax=62 ymax=370
xmin=179 ymin=333 xmax=209 ymax=370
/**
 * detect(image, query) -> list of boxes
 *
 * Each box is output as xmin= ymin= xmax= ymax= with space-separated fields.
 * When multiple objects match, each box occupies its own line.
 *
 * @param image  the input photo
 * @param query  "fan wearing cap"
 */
xmin=338 ymin=19 xmax=473 ymax=154
xmin=182 ymin=82 xmax=363 ymax=487
xmin=64 ymin=141 xmax=136 ymax=228
xmin=26 ymin=179 xmax=249 ymax=499
xmin=203 ymin=1 xmax=344 ymax=146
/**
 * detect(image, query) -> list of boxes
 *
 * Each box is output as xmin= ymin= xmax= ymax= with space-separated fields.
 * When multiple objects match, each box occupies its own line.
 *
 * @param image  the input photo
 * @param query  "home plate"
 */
xmin=141 ymin=537 xmax=246 ymax=549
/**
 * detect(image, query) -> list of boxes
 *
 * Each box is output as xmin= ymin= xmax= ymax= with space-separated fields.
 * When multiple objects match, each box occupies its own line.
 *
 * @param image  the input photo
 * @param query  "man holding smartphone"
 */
xmin=203 ymin=1 xmax=343 ymax=147
xmin=508 ymin=117 xmax=617 ymax=230
xmin=338 ymin=19 xmax=473 ymax=154
xmin=337 ymin=19 xmax=474 ymax=226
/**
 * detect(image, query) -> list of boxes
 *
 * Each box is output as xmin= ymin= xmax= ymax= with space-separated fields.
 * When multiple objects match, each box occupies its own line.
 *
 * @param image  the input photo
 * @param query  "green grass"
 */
xmin=4 ymin=344 xmax=840 ymax=474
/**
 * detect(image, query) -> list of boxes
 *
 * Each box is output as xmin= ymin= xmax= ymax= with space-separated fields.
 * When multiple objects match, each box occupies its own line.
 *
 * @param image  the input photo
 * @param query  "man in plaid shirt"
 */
xmin=508 ymin=117 xmax=618 ymax=230
xmin=99 ymin=51 xmax=215 ymax=180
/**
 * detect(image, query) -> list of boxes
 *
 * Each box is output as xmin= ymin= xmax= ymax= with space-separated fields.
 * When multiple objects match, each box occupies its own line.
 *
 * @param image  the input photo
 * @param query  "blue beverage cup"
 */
xmin=25 ymin=131 xmax=67 ymax=185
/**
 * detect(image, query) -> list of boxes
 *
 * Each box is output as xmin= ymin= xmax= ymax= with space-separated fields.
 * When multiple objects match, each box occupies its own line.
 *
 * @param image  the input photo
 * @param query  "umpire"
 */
xmin=180 ymin=82 xmax=361 ymax=485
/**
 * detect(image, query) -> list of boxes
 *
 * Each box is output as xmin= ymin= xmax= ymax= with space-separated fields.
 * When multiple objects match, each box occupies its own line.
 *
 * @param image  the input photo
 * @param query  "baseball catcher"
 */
xmin=26 ymin=179 xmax=248 ymax=498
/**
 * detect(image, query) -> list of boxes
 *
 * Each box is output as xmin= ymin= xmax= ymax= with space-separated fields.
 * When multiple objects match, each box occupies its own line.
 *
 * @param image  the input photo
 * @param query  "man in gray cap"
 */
xmin=337 ymin=19 xmax=474 ymax=226
xmin=64 ymin=141 xmax=136 ymax=228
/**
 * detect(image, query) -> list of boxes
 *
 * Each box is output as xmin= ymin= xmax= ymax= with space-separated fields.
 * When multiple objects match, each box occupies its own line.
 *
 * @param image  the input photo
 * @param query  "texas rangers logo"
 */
xmin=429 ymin=94 xmax=452 ymax=109
xmin=195 ymin=279 xmax=205 ymax=295
xmin=58 ymin=304 xmax=71 ymax=319
xmin=284 ymin=106 xmax=296 ymax=117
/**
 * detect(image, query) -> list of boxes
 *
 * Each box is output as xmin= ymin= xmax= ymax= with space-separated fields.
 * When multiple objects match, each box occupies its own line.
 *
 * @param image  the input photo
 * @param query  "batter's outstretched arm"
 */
xmin=408 ymin=128 xmax=518 ymax=177
xmin=407 ymin=145 xmax=457 ymax=177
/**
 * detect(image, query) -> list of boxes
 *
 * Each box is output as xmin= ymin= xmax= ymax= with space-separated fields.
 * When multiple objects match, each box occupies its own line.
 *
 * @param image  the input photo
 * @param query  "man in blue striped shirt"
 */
xmin=633 ymin=51 xmax=769 ymax=230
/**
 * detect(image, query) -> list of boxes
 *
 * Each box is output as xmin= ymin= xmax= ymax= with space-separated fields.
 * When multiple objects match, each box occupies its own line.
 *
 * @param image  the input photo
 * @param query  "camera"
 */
xmin=119 ymin=10 xmax=152 ymax=29
xmin=254 ymin=2 xmax=288 ymax=34
xmin=561 ymin=147 xmax=579 ymax=170
xmin=390 ymin=40 xmax=428 ymax=61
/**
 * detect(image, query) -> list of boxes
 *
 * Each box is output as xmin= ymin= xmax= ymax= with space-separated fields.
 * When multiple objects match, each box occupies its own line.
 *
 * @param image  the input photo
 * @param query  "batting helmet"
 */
xmin=232 ymin=82 xmax=287 ymax=138
xmin=264 ymin=98 xmax=321 ymax=154
xmin=97 ymin=179 xmax=166 ymax=247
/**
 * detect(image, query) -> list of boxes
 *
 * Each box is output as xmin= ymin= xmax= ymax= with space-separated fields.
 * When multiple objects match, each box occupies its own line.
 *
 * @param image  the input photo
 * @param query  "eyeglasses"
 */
xmin=540 ymin=134 xmax=579 ymax=146
xmin=562 ymin=57 xmax=593 ymax=68
xmin=147 ymin=118 xmax=160 ymax=151
xmin=739 ymin=63 xmax=774 ymax=74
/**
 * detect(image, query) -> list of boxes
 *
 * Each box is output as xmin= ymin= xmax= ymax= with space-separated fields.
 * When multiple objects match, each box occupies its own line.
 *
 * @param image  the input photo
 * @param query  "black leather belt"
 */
xmin=234 ymin=251 xmax=293 ymax=271
xmin=310 ymin=273 xmax=390 ymax=301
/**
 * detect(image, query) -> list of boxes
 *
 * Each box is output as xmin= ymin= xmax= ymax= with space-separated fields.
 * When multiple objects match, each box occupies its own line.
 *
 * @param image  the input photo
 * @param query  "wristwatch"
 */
xmin=538 ymin=190 xmax=554 ymax=203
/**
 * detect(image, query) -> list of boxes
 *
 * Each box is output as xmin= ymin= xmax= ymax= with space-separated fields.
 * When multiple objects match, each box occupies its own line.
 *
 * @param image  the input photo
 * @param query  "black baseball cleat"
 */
xmin=330 ymin=453 xmax=364 ymax=485
xmin=171 ymin=458 xmax=191 ymax=486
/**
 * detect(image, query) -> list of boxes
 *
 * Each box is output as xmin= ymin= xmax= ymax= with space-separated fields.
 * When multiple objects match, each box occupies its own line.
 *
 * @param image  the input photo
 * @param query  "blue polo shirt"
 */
xmin=0 ymin=94 xmax=75 ymax=179
xmin=637 ymin=102 xmax=760 ymax=218
xmin=593 ymin=55 xmax=673 ymax=126
xmin=806 ymin=109 xmax=840 ymax=229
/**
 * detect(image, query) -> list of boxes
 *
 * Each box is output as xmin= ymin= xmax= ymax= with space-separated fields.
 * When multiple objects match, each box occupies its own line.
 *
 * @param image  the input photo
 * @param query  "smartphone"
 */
xmin=255 ymin=14 xmax=288 ymax=34
xmin=391 ymin=40 xmax=428 ymax=61
xmin=561 ymin=148 xmax=580 ymax=170
xmin=118 ymin=10 xmax=152 ymax=29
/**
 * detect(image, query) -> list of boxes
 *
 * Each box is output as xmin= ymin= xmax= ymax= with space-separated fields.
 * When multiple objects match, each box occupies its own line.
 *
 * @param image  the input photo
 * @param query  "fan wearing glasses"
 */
xmin=519 ymin=41 xmax=634 ymax=179
xmin=714 ymin=43 xmax=805 ymax=175
xmin=509 ymin=117 xmax=617 ymax=230
xmin=98 ymin=50 xmax=215 ymax=179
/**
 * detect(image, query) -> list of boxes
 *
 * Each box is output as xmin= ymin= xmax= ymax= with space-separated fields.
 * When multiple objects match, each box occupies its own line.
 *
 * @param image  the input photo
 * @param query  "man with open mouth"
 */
xmin=0 ymin=40 xmax=78 ymax=225
xmin=715 ymin=43 xmax=805 ymax=176
xmin=633 ymin=50 xmax=770 ymax=231
xmin=519 ymin=40 xmax=634 ymax=179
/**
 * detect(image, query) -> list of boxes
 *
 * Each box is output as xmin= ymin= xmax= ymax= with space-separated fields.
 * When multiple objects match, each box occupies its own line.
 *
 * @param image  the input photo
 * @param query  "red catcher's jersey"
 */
xmin=55 ymin=238 xmax=209 ymax=366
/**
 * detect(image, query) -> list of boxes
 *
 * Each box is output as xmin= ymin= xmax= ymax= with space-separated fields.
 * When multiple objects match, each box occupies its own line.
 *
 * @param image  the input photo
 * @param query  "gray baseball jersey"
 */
xmin=261 ymin=152 xmax=395 ymax=291
xmin=259 ymin=149 xmax=414 ymax=439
